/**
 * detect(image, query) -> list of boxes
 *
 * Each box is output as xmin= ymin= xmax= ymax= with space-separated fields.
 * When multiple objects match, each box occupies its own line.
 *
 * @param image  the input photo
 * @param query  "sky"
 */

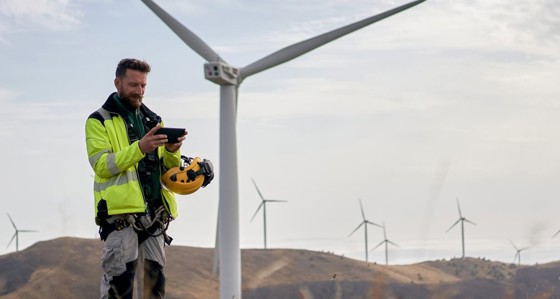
xmin=0 ymin=0 xmax=559 ymax=266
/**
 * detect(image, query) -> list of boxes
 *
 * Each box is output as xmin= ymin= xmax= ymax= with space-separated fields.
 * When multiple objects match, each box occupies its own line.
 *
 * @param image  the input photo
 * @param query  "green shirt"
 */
xmin=113 ymin=94 xmax=163 ymax=211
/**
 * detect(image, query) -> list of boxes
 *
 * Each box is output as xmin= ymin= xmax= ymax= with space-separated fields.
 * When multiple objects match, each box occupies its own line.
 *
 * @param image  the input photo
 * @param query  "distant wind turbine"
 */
xmin=446 ymin=198 xmax=476 ymax=259
xmin=348 ymin=199 xmax=382 ymax=263
xmin=141 ymin=0 xmax=426 ymax=297
xmin=371 ymin=222 xmax=399 ymax=265
xmin=509 ymin=239 xmax=529 ymax=266
xmin=250 ymin=178 xmax=287 ymax=249
xmin=6 ymin=213 xmax=37 ymax=252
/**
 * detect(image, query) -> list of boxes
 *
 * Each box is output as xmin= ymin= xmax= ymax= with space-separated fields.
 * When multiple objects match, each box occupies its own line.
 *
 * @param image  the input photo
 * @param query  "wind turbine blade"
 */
xmin=212 ymin=219 xmax=219 ymax=275
xmin=240 ymin=0 xmax=426 ymax=79
xmin=456 ymin=197 xmax=463 ymax=218
xmin=266 ymin=200 xmax=287 ymax=203
xmin=553 ymin=229 xmax=560 ymax=238
xmin=359 ymin=199 xmax=366 ymax=221
xmin=348 ymin=222 xmax=364 ymax=237
xmin=382 ymin=222 xmax=387 ymax=238
xmin=250 ymin=202 xmax=264 ymax=222
xmin=464 ymin=219 xmax=477 ymax=226
xmin=212 ymin=251 xmax=219 ymax=275
xmin=508 ymin=239 xmax=518 ymax=250
xmin=251 ymin=178 xmax=265 ymax=200
xmin=6 ymin=233 xmax=16 ymax=248
xmin=388 ymin=240 xmax=400 ymax=247
xmin=7 ymin=213 xmax=17 ymax=230
xmin=371 ymin=240 xmax=385 ymax=251
xmin=19 ymin=230 xmax=37 ymax=233
xmin=446 ymin=219 xmax=461 ymax=232
xmin=234 ymin=86 xmax=239 ymax=120
xmin=141 ymin=0 xmax=222 ymax=63
xmin=366 ymin=220 xmax=383 ymax=228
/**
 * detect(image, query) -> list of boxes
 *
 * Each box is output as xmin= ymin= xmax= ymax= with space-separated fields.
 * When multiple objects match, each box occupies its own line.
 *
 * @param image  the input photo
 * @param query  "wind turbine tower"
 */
xmin=348 ymin=199 xmax=382 ymax=262
xmin=250 ymin=178 xmax=287 ymax=249
xmin=140 ymin=1 xmax=426 ymax=298
xmin=371 ymin=222 xmax=399 ymax=265
xmin=509 ymin=239 xmax=529 ymax=266
xmin=7 ymin=213 xmax=37 ymax=252
xmin=446 ymin=198 xmax=476 ymax=259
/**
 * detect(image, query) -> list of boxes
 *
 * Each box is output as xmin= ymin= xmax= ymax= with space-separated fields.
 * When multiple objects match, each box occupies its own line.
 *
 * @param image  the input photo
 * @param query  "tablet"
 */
xmin=155 ymin=127 xmax=186 ymax=143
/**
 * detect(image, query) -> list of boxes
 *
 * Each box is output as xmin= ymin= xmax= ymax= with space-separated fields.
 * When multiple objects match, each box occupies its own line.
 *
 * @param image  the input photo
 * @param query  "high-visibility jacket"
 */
xmin=85 ymin=93 xmax=181 ymax=224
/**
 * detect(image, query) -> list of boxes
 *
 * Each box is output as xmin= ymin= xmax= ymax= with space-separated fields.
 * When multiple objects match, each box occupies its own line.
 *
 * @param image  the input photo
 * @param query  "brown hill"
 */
xmin=0 ymin=237 xmax=558 ymax=298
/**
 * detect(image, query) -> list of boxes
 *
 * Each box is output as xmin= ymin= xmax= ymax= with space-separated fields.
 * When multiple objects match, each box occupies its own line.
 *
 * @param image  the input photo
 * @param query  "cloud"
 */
xmin=438 ymin=0 xmax=560 ymax=55
xmin=0 ymin=87 xmax=19 ymax=99
xmin=0 ymin=88 xmax=20 ymax=134
xmin=253 ymin=0 xmax=560 ymax=60
xmin=0 ymin=0 xmax=82 ymax=33
xmin=481 ymin=0 xmax=560 ymax=47
xmin=0 ymin=88 xmax=86 ymax=142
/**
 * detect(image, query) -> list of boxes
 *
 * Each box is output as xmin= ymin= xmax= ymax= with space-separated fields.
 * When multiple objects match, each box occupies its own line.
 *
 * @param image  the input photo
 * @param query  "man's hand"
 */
xmin=139 ymin=125 xmax=168 ymax=154
xmin=165 ymin=130 xmax=188 ymax=153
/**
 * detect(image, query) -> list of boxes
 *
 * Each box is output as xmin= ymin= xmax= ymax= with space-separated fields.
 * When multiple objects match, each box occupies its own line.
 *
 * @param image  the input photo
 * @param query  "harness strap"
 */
xmin=99 ymin=219 xmax=130 ymax=241
xmin=127 ymin=207 xmax=173 ymax=246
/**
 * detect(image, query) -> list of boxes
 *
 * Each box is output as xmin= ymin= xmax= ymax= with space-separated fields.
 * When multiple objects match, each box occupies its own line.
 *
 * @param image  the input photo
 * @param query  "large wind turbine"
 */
xmin=348 ymin=199 xmax=382 ymax=263
xmin=371 ymin=221 xmax=399 ymax=265
xmin=141 ymin=1 xmax=426 ymax=298
xmin=250 ymin=178 xmax=287 ymax=249
xmin=509 ymin=239 xmax=529 ymax=266
xmin=6 ymin=213 xmax=37 ymax=252
xmin=446 ymin=198 xmax=476 ymax=259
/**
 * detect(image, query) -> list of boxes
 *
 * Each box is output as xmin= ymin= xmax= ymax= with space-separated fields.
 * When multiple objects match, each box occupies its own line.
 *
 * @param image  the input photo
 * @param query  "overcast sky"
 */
xmin=0 ymin=0 xmax=559 ymax=266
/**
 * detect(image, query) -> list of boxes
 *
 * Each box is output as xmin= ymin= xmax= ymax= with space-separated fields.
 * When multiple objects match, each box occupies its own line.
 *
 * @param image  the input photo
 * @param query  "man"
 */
xmin=85 ymin=58 xmax=186 ymax=299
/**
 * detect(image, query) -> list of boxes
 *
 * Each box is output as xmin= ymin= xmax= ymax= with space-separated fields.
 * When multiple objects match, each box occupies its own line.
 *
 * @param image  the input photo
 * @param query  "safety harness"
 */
xmin=97 ymin=95 xmax=173 ymax=245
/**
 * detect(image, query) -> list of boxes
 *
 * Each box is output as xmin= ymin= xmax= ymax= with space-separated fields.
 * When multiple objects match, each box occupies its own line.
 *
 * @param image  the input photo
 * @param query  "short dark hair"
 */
xmin=115 ymin=58 xmax=151 ymax=78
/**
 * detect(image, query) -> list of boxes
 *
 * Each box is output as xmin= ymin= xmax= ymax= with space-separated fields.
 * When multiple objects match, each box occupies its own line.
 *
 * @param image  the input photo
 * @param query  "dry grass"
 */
xmin=0 ymin=237 xmax=558 ymax=299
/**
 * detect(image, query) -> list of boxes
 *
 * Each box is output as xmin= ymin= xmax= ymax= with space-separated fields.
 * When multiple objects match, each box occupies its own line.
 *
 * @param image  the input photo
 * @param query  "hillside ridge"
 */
xmin=0 ymin=237 xmax=558 ymax=299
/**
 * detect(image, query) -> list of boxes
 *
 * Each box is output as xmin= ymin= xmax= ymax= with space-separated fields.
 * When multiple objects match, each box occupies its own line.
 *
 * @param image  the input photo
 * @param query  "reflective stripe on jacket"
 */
xmin=85 ymin=93 xmax=181 ymax=224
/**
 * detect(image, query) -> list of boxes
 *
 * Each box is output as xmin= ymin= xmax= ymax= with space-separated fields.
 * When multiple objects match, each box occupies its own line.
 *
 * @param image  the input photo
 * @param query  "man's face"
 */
xmin=114 ymin=69 xmax=148 ymax=109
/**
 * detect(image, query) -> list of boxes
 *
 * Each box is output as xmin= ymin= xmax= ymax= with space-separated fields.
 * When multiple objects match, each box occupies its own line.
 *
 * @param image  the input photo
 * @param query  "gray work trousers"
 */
xmin=99 ymin=225 xmax=166 ymax=299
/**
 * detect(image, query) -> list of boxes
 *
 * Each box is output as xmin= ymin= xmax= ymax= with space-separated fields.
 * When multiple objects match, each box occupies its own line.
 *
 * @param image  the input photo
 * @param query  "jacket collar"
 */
xmin=102 ymin=92 xmax=160 ymax=124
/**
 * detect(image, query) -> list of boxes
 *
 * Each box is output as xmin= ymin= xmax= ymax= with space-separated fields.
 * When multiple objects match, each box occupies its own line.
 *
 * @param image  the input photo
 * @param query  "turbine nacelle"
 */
xmin=205 ymin=62 xmax=240 ymax=85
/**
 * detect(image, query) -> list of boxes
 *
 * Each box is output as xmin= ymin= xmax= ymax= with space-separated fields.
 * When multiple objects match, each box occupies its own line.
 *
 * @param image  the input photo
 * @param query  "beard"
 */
xmin=118 ymin=90 xmax=143 ymax=109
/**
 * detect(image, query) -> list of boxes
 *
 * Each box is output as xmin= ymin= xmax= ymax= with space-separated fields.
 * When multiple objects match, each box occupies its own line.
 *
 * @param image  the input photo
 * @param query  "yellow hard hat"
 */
xmin=161 ymin=156 xmax=214 ymax=195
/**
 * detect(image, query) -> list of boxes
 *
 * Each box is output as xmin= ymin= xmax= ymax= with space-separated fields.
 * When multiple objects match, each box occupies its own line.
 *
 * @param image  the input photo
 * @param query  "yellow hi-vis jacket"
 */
xmin=85 ymin=93 xmax=181 ymax=224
